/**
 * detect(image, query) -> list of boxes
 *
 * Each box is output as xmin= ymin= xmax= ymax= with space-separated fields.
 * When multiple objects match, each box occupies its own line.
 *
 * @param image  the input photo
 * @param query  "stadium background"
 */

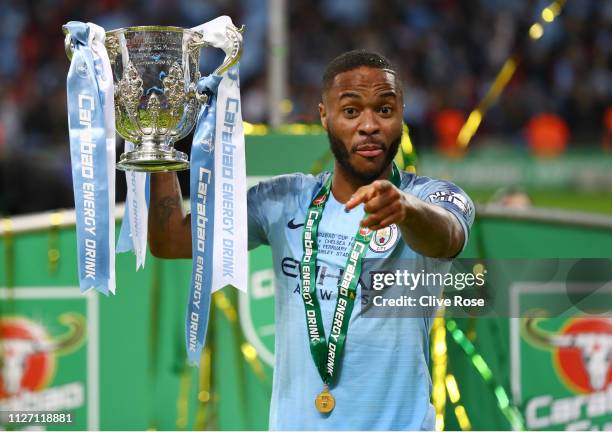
xmin=0 ymin=0 xmax=611 ymax=430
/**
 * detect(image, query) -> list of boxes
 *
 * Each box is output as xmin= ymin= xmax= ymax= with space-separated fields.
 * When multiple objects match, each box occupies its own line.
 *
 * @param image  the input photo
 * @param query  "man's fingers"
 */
xmin=345 ymin=185 xmax=374 ymax=211
xmin=369 ymin=215 xmax=398 ymax=231
xmin=363 ymin=189 xmax=399 ymax=214
xmin=345 ymin=180 xmax=391 ymax=211
xmin=360 ymin=202 xmax=400 ymax=228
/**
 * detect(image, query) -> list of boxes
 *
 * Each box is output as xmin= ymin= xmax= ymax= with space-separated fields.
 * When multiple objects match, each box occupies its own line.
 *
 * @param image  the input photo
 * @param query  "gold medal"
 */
xmin=315 ymin=386 xmax=335 ymax=413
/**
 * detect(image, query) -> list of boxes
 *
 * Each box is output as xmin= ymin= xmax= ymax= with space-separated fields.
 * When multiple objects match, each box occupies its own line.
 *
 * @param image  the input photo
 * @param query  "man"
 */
xmin=148 ymin=50 xmax=474 ymax=430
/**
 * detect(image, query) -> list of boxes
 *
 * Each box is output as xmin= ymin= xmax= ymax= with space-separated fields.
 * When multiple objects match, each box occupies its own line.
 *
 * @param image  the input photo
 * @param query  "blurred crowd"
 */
xmin=0 ymin=0 xmax=611 ymax=214
xmin=281 ymin=0 xmax=612 ymax=147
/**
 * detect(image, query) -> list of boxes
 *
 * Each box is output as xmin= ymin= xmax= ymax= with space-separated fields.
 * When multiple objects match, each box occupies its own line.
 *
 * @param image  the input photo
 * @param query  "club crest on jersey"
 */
xmin=369 ymin=224 xmax=399 ymax=253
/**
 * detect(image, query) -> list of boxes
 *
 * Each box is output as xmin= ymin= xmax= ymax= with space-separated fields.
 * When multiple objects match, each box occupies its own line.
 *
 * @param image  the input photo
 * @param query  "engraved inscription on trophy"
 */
xmin=128 ymin=33 xmax=182 ymax=66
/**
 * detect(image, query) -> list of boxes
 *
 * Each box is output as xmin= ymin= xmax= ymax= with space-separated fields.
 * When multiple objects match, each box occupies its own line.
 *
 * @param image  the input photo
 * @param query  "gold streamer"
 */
xmin=175 ymin=364 xmax=192 ymax=430
xmin=457 ymin=57 xmax=517 ymax=148
xmin=48 ymin=211 xmax=63 ymax=273
xmin=241 ymin=342 xmax=266 ymax=381
xmin=243 ymin=121 xmax=327 ymax=136
xmin=457 ymin=0 xmax=567 ymax=148
xmin=213 ymin=291 xmax=237 ymax=322
xmin=431 ymin=316 xmax=447 ymax=431
xmin=445 ymin=374 xmax=472 ymax=431
xmin=243 ymin=121 xmax=269 ymax=136
xmin=394 ymin=124 xmax=417 ymax=173
xmin=213 ymin=290 xmax=269 ymax=383
xmin=194 ymin=346 xmax=213 ymax=430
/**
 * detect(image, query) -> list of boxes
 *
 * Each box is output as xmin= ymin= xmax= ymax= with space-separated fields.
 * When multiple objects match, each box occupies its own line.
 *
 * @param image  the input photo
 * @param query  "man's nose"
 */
xmin=358 ymin=109 xmax=380 ymax=136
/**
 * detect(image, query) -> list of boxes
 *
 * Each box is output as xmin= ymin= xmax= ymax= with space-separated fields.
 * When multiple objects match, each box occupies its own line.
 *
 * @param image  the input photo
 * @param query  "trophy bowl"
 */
xmin=64 ymin=25 xmax=242 ymax=172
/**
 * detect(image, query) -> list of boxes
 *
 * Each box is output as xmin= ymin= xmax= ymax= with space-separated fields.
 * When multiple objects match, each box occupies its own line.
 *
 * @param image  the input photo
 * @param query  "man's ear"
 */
xmin=319 ymin=102 xmax=327 ymax=130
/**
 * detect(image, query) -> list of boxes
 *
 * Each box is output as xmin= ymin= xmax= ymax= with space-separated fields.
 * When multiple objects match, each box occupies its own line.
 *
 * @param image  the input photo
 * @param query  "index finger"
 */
xmin=344 ymin=181 xmax=390 ymax=211
xmin=344 ymin=185 xmax=374 ymax=211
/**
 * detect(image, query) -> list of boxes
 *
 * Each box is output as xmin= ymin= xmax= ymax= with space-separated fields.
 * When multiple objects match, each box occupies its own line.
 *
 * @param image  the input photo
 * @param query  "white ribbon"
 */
xmin=119 ymin=141 xmax=149 ymax=270
xmin=191 ymin=16 xmax=248 ymax=294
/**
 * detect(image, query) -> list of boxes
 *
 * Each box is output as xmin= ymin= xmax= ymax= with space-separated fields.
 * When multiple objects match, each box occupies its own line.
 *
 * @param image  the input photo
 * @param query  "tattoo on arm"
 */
xmin=154 ymin=196 xmax=182 ymax=231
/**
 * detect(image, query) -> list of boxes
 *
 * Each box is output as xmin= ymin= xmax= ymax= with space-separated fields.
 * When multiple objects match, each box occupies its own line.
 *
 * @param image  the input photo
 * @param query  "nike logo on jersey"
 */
xmin=287 ymin=218 xmax=305 ymax=229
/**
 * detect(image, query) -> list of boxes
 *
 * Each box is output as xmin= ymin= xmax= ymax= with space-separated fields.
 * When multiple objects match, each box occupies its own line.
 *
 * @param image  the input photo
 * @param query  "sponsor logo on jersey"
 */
xmin=427 ymin=190 xmax=471 ymax=217
xmin=286 ymin=218 xmax=304 ymax=229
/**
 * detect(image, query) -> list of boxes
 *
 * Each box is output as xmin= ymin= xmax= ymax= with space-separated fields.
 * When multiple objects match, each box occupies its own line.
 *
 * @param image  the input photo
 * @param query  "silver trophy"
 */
xmin=64 ymin=25 xmax=243 ymax=172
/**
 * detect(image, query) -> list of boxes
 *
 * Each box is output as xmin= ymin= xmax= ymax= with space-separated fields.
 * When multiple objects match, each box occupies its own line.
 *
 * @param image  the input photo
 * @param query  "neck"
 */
xmin=331 ymin=162 xmax=392 ymax=204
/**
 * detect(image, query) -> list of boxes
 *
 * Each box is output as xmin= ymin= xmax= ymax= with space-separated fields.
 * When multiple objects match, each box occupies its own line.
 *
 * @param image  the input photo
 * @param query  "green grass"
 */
xmin=467 ymin=189 xmax=612 ymax=215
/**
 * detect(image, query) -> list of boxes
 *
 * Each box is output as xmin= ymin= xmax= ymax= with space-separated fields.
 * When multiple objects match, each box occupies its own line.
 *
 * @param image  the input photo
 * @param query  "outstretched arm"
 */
xmin=344 ymin=180 xmax=465 ymax=258
xmin=148 ymin=173 xmax=192 ymax=258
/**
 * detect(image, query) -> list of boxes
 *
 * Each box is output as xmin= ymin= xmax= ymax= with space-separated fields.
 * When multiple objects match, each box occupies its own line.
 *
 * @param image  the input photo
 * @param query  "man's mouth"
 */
xmin=354 ymin=143 xmax=384 ymax=158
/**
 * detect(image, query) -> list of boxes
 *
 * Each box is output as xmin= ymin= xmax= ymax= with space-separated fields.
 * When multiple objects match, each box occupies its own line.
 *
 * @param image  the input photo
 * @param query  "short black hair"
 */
xmin=322 ymin=50 xmax=398 ymax=92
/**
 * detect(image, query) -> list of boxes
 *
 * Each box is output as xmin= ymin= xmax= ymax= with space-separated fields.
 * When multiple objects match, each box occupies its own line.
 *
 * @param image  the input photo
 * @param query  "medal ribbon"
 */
xmin=299 ymin=164 xmax=401 ymax=387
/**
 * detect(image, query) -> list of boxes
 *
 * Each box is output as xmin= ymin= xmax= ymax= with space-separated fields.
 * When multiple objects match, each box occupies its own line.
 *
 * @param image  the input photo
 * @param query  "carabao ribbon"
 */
xmin=65 ymin=21 xmax=116 ymax=295
xmin=187 ymin=74 xmax=220 ymax=366
xmin=191 ymin=16 xmax=248 ymax=295
xmin=185 ymin=16 xmax=247 ymax=366
xmin=209 ymin=62 xmax=248 ymax=295
xmin=117 ymin=140 xmax=150 ymax=270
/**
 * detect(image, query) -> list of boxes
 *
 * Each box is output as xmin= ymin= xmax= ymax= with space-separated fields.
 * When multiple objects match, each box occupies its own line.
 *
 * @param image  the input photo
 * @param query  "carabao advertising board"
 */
xmin=512 ymin=284 xmax=612 ymax=431
xmin=0 ymin=288 xmax=98 ymax=430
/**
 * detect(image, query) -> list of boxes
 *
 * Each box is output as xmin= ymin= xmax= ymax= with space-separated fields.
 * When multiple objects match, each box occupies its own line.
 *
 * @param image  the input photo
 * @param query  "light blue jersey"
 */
xmin=247 ymin=170 xmax=474 ymax=431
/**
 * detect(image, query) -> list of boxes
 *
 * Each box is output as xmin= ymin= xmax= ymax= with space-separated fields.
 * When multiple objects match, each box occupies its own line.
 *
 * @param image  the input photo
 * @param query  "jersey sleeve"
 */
xmin=247 ymin=174 xmax=308 ymax=250
xmin=247 ymin=181 xmax=269 ymax=249
xmin=409 ymin=177 xmax=475 ymax=254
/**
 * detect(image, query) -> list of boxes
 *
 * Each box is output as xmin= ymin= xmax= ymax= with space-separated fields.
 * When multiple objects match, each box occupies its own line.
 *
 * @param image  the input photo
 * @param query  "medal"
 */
xmin=315 ymin=385 xmax=336 ymax=414
xmin=299 ymin=164 xmax=402 ymax=412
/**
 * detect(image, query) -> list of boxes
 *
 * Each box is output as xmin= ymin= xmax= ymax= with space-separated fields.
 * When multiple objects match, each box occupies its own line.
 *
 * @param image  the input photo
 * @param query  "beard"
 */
xmin=328 ymin=129 xmax=402 ymax=184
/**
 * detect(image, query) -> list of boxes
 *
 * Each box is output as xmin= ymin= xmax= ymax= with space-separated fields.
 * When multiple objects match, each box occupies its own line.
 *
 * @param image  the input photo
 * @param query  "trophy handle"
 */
xmin=189 ymin=24 xmax=245 ymax=76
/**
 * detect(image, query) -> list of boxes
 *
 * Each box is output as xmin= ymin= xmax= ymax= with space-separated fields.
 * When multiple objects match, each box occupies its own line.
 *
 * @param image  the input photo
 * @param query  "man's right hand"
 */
xmin=148 ymin=173 xmax=192 ymax=258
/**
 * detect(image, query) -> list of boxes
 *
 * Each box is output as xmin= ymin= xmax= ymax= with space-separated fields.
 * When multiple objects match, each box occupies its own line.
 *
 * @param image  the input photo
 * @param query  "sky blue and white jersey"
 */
xmin=247 ymin=170 xmax=475 ymax=431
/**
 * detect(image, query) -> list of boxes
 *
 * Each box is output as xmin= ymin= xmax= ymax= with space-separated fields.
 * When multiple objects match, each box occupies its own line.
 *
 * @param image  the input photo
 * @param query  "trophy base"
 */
xmin=117 ymin=148 xmax=189 ymax=172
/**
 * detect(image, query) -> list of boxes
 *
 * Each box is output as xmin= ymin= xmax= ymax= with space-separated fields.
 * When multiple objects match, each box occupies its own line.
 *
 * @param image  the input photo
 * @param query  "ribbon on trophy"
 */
xmin=185 ymin=16 xmax=248 ymax=366
xmin=117 ymin=142 xmax=150 ymax=270
xmin=65 ymin=22 xmax=116 ymax=295
xmin=65 ymin=17 xmax=246 ymax=365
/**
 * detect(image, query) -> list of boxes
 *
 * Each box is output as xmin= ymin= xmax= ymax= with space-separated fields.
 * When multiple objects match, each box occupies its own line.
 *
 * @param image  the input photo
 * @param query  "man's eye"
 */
xmin=343 ymin=107 xmax=358 ymax=116
xmin=380 ymin=106 xmax=393 ymax=115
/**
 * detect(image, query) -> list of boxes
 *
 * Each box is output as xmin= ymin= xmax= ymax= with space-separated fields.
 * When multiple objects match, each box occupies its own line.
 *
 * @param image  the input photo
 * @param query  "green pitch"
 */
xmin=468 ymin=189 xmax=612 ymax=215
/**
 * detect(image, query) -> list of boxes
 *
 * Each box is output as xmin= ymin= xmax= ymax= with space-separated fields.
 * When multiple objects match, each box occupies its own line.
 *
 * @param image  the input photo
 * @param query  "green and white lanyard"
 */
xmin=299 ymin=164 xmax=401 ymax=390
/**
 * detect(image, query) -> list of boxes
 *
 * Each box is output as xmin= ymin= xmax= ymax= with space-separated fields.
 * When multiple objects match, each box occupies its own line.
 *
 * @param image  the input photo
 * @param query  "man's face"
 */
xmin=319 ymin=66 xmax=403 ymax=183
